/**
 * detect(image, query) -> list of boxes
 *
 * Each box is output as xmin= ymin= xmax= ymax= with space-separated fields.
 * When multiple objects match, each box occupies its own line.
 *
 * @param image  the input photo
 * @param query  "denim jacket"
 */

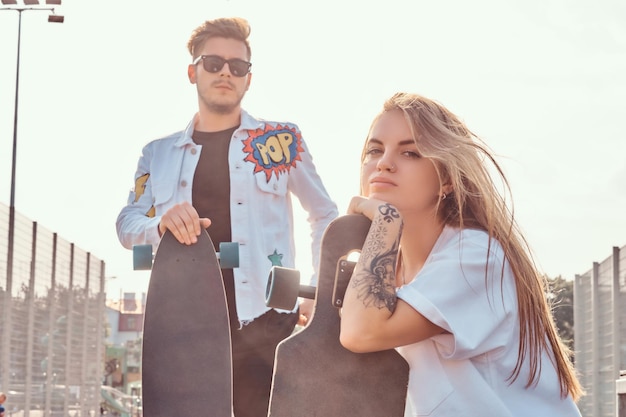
xmin=116 ymin=110 xmax=338 ymax=325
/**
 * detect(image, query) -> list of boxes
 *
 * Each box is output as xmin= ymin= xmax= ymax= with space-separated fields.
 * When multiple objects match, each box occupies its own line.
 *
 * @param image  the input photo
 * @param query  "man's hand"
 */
xmin=158 ymin=202 xmax=211 ymax=245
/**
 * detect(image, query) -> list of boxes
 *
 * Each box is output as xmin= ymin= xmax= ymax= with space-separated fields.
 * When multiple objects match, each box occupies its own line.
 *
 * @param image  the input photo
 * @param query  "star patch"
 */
xmin=268 ymin=249 xmax=283 ymax=266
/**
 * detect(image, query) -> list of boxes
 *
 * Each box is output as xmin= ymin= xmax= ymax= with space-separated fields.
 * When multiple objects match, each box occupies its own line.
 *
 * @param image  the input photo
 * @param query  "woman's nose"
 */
xmin=377 ymin=156 xmax=397 ymax=172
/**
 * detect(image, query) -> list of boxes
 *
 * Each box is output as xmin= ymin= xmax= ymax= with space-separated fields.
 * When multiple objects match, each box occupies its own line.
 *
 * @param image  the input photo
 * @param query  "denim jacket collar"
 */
xmin=174 ymin=109 xmax=263 ymax=148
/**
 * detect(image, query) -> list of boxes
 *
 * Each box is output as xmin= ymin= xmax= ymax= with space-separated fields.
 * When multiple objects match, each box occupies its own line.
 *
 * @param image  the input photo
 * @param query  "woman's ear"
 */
xmin=440 ymin=179 xmax=454 ymax=199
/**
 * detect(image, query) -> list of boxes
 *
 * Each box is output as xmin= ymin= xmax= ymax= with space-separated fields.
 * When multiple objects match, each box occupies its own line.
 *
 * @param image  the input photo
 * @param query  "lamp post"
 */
xmin=1 ymin=0 xmax=63 ymax=293
xmin=0 ymin=0 xmax=63 ymax=391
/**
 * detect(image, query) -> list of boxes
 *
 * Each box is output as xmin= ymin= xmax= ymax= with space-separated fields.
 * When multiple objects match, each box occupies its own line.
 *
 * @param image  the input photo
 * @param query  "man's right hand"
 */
xmin=158 ymin=202 xmax=211 ymax=245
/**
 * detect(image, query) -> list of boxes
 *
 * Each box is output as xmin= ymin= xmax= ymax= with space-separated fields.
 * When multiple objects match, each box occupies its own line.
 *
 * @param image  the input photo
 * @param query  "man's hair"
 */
xmin=187 ymin=17 xmax=251 ymax=60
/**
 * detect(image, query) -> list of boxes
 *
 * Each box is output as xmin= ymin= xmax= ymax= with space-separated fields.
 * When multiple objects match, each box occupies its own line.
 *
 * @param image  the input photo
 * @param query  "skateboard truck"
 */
xmin=133 ymin=241 xmax=240 ymax=270
xmin=331 ymin=257 xmax=357 ymax=307
xmin=265 ymin=256 xmax=357 ymax=310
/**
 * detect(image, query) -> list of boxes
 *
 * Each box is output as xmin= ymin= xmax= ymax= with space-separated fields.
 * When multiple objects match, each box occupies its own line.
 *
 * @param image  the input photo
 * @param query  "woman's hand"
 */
xmin=347 ymin=196 xmax=388 ymax=220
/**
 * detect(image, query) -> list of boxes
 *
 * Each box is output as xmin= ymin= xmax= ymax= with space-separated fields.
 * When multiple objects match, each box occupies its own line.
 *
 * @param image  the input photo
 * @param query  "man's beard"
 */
xmin=200 ymin=91 xmax=245 ymax=115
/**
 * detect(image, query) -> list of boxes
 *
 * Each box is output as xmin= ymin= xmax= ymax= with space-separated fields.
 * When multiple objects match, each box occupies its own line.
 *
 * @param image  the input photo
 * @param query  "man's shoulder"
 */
xmin=143 ymin=130 xmax=185 ymax=149
xmin=256 ymin=117 xmax=299 ymax=127
xmin=241 ymin=110 xmax=300 ymax=132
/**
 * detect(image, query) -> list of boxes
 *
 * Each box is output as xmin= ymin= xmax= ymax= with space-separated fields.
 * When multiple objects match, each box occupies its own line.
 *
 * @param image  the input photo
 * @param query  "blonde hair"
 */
xmin=187 ymin=17 xmax=251 ymax=60
xmin=365 ymin=92 xmax=583 ymax=400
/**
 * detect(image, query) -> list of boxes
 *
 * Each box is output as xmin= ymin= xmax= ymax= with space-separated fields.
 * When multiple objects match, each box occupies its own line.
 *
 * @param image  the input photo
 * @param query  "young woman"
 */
xmin=340 ymin=93 xmax=583 ymax=416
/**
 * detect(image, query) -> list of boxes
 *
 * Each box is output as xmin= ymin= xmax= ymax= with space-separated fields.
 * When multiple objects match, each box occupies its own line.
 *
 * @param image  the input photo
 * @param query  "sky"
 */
xmin=0 ymin=0 xmax=625 ymax=299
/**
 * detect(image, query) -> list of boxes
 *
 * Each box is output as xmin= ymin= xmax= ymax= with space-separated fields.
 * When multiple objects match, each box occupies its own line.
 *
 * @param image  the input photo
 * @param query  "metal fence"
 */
xmin=0 ymin=203 xmax=105 ymax=417
xmin=574 ymin=245 xmax=626 ymax=417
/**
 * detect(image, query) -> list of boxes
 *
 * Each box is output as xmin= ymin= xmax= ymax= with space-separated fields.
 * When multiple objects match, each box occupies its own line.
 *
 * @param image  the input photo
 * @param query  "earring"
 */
xmin=441 ymin=193 xmax=447 ymax=200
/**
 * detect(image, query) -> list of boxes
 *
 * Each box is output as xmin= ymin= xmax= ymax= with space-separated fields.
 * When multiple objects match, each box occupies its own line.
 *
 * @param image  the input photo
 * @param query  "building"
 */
xmin=105 ymin=293 xmax=146 ymax=347
xmin=574 ymin=244 xmax=626 ymax=417
xmin=103 ymin=293 xmax=145 ymax=393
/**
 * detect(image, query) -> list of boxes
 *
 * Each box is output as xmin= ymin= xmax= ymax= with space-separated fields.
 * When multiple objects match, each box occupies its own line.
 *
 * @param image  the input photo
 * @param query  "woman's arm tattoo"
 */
xmin=351 ymin=203 xmax=403 ymax=313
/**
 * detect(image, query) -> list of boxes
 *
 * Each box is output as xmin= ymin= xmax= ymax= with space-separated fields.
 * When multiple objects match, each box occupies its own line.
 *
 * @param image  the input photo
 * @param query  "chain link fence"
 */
xmin=574 ymin=245 xmax=626 ymax=417
xmin=0 ymin=203 xmax=105 ymax=417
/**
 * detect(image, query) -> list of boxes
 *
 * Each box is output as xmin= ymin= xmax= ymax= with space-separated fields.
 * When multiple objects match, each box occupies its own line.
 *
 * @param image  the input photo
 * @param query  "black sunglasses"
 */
xmin=192 ymin=55 xmax=252 ymax=77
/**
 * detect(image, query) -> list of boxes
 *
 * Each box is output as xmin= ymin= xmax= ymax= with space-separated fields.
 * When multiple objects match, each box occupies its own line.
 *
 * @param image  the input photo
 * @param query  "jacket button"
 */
xmin=181 ymin=180 xmax=188 ymax=187
xmin=191 ymin=148 xmax=197 ymax=155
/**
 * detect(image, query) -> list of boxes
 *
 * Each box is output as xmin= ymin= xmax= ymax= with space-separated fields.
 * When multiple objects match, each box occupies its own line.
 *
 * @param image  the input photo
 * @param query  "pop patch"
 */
xmin=242 ymin=124 xmax=304 ymax=182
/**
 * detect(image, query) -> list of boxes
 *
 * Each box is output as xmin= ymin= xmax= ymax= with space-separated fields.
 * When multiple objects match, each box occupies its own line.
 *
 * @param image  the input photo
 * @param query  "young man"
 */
xmin=116 ymin=17 xmax=338 ymax=417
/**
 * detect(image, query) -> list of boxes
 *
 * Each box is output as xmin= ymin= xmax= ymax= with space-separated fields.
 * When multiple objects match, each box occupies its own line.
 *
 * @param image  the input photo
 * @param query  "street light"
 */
xmin=1 ymin=0 xmax=63 ymax=392
xmin=0 ymin=0 xmax=63 ymax=297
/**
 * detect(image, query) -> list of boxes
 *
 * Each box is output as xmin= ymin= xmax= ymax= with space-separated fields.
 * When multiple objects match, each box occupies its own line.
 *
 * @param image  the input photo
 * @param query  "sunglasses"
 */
xmin=192 ymin=55 xmax=252 ymax=77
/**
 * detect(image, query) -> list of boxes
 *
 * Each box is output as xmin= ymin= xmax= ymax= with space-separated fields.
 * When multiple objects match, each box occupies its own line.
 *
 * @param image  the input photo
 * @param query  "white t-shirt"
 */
xmin=396 ymin=226 xmax=581 ymax=417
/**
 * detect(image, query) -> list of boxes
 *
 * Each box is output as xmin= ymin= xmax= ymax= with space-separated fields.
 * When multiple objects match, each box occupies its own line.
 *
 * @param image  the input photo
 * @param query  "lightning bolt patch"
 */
xmin=133 ymin=173 xmax=155 ymax=217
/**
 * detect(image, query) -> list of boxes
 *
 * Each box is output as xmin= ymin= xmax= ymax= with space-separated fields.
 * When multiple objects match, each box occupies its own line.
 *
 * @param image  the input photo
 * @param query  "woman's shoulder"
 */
xmin=437 ymin=226 xmax=502 ymax=256
xmin=430 ymin=226 xmax=510 ymax=282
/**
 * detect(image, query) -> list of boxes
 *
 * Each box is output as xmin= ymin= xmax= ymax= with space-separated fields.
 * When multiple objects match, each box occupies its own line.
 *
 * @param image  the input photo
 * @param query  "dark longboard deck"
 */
xmin=142 ymin=230 xmax=232 ymax=417
xmin=268 ymin=215 xmax=409 ymax=417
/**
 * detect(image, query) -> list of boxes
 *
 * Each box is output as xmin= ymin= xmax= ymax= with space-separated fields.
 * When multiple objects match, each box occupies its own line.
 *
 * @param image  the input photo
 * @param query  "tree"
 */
xmin=546 ymin=275 xmax=574 ymax=352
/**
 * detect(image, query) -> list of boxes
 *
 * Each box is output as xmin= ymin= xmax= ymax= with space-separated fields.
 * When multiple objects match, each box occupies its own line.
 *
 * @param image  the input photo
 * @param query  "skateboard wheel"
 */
xmin=266 ymin=266 xmax=301 ymax=310
xmin=133 ymin=244 xmax=153 ymax=270
xmin=218 ymin=242 xmax=239 ymax=269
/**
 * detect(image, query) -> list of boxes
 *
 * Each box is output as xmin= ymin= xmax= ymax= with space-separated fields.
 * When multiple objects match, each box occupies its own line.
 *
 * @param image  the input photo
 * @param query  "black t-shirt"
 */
xmin=192 ymin=126 xmax=239 ymax=327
